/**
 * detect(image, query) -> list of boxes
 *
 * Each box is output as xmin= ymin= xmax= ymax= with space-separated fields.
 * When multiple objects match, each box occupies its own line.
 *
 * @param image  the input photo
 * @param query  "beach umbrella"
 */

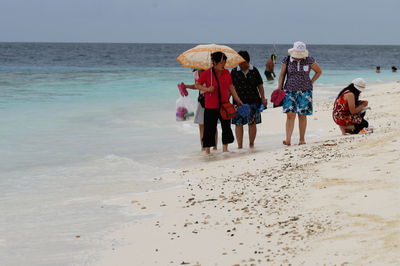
xmin=176 ymin=44 xmax=245 ymax=70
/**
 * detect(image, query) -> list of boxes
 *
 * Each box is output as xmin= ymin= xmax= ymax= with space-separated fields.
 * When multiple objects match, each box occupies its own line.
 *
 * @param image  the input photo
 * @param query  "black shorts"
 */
xmin=264 ymin=71 xmax=273 ymax=80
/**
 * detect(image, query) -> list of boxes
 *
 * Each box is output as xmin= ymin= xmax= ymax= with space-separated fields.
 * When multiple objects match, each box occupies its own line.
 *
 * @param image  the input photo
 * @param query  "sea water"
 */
xmin=1 ymin=43 xmax=399 ymax=265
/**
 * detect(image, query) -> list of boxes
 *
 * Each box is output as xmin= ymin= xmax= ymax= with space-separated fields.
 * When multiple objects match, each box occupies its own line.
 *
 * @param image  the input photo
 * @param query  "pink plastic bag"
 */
xmin=177 ymin=83 xmax=188 ymax=96
xmin=176 ymin=96 xmax=194 ymax=121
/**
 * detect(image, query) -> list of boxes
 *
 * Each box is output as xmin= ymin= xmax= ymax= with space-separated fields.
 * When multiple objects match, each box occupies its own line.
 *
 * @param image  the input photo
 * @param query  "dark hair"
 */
xmin=271 ymin=54 xmax=277 ymax=60
xmin=376 ymin=66 xmax=381 ymax=69
xmin=336 ymin=83 xmax=361 ymax=104
xmin=238 ymin=50 xmax=250 ymax=62
xmin=211 ymin=52 xmax=227 ymax=64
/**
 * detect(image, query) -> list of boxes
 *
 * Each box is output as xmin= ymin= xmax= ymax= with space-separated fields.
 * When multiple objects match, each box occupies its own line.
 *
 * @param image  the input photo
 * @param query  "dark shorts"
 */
xmin=232 ymin=104 xmax=262 ymax=126
xmin=264 ymin=71 xmax=273 ymax=80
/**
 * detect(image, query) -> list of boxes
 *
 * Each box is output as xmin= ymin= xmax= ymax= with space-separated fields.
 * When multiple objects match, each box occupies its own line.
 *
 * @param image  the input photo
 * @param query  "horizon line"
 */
xmin=1 ymin=41 xmax=400 ymax=46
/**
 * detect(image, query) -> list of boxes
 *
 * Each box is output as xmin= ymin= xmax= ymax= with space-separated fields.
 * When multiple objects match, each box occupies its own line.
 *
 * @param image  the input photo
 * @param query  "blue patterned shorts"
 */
xmin=282 ymin=90 xmax=313 ymax=115
xmin=232 ymin=104 xmax=262 ymax=125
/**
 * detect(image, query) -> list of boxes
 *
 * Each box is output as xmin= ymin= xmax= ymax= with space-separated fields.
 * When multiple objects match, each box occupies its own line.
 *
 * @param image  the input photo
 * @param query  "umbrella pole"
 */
xmin=210 ymin=51 xmax=213 ymax=88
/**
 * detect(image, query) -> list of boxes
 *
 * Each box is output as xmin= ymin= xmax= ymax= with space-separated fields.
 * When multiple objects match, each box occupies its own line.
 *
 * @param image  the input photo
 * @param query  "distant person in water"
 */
xmin=332 ymin=78 xmax=371 ymax=135
xmin=392 ymin=66 xmax=397 ymax=72
xmin=376 ymin=66 xmax=381 ymax=73
xmin=264 ymin=54 xmax=277 ymax=81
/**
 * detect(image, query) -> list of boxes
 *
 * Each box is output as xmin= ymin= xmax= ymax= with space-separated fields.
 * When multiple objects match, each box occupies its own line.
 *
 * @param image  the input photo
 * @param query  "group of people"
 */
xmin=180 ymin=41 xmax=372 ymax=154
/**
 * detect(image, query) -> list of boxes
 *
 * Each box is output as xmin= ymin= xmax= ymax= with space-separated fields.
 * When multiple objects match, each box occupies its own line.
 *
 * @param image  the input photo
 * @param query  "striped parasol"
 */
xmin=176 ymin=44 xmax=245 ymax=70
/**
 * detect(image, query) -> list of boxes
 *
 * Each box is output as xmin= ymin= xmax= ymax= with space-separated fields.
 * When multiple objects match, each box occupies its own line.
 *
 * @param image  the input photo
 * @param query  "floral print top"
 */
xmin=332 ymin=90 xmax=362 ymax=126
xmin=281 ymin=56 xmax=315 ymax=92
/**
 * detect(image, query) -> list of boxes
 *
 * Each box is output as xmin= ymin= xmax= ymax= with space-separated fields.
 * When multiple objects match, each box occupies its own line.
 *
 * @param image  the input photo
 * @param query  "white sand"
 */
xmin=95 ymin=81 xmax=400 ymax=265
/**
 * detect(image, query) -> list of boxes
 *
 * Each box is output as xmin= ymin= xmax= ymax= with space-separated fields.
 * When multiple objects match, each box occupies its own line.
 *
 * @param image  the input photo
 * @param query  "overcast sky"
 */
xmin=1 ymin=0 xmax=399 ymax=45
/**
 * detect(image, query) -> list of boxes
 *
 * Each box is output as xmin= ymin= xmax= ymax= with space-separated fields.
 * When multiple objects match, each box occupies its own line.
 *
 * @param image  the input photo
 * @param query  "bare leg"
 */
xmin=248 ymin=124 xmax=257 ymax=148
xmin=223 ymin=144 xmax=229 ymax=152
xmin=339 ymin=125 xmax=355 ymax=135
xmin=204 ymin=147 xmax=210 ymax=154
xmin=284 ymin=112 xmax=296 ymax=145
xmin=213 ymin=131 xmax=218 ymax=150
xmin=298 ymin=114 xmax=307 ymax=145
xmin=199 ymin=124 xmax=204 ymax=151
xmin=339 ymin=126 xmax=347 ymax=135
xmin=235 ymin=125 xmax=244 ymax=149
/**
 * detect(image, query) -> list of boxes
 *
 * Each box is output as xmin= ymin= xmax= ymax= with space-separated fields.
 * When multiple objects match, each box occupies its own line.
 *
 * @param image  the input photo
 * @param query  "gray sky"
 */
xmin=1 ymin=0 xmax=399 ymax=44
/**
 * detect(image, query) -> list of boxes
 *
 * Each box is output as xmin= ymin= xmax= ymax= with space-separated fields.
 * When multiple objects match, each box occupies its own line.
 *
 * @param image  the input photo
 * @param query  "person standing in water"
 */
xmin=179 ymin=70 xmax=218 ymax=150
xmin=195 ymin=52 xmax=243 ymax=154
xmin=231 ymin=51 xmax=267 ymax=149
xmin=264 ymin=54 xmax=277 ymax=81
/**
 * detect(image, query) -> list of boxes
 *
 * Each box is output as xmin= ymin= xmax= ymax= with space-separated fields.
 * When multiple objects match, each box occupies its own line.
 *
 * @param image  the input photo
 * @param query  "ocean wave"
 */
xmin=25 ymin=154 xmax=167 ymax=185
xmin=177 ymin=122 xmax=197 ymax=134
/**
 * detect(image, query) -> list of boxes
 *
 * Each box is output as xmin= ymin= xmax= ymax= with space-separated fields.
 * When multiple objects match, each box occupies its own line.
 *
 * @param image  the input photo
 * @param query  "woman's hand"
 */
xmin=346 ymin=93 xmax=368 ymax=114
xmin=207 ymin=86 xmax=215 ymax=92
xmin=261 ymin=98 xmax=268 ymax=107
xmin=311 ymin=63 xmax=322 ymax=84
xmin=229 ymin=85 xmax=243 ymax=106
xmin=360 ymin=100 xmax=368 ymax=107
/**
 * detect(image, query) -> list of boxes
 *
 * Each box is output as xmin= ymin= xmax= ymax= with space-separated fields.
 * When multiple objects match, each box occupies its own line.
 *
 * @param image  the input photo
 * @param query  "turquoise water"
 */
xmin=1 ymin=43 xmax=399 ymax=265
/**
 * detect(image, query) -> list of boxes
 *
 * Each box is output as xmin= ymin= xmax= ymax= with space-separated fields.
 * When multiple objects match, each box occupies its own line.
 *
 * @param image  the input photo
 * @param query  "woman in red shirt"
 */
xmin=195 ymin=52 xmax=243 ymax=154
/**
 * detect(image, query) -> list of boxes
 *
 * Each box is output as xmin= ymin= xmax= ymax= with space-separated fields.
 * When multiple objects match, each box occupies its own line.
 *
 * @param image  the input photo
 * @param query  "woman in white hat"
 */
xmin=276 ymin=41 xmax=322 ymax=145
xmin=332 ymin=78 xmax=370 ymax=134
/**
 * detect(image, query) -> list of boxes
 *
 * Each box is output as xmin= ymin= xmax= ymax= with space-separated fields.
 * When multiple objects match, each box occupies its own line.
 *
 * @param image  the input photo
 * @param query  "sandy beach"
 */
xmin=95 ymin=81 xmax=400 ymax=266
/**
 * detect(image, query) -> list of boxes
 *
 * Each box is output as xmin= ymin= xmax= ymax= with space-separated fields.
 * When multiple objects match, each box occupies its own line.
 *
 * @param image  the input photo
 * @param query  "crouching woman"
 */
xmin=332 ymin=78 xmax=370 ymax=134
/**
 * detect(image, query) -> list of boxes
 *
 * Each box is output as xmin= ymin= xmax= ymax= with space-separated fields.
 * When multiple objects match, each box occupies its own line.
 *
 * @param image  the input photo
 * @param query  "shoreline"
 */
xmin=94 ymin=81 xmax=400 ymax=265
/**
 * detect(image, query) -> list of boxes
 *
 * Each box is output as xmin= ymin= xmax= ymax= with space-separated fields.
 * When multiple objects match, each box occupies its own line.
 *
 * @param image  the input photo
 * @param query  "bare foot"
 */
xmin=283 ymin=140 xmax=291 ymax=146
xmin=213 ymin=146 xmax=217 ymax=150
xmin=249 ymin=143 xmax=254 ymax=148
xmin=298 ymin=141 xmax=306 ymax=145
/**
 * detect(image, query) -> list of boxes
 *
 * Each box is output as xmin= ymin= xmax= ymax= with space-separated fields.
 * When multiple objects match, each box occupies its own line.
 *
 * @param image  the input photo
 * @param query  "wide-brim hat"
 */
xmin=352 ymin=78 xmax=366 ymax=92
xmin=288 ymin=41 xmax=309 ymax=58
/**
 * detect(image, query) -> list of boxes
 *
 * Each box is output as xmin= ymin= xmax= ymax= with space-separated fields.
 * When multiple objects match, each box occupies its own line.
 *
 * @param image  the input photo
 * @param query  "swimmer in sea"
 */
xmin=264 ymin=53 xmax=277 ymax=81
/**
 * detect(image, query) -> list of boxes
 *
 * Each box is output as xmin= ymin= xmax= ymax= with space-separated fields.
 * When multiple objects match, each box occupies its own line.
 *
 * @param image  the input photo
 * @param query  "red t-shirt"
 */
xmin=197 ymin=68 xmax=232 ymax=109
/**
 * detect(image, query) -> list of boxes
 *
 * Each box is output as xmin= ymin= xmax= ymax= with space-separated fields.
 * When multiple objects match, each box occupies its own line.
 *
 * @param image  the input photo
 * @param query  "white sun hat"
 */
xmin=288 ymin=41 xmax=309 ymax=58
xmin=352 ymin=78 xmax=367 ymax=92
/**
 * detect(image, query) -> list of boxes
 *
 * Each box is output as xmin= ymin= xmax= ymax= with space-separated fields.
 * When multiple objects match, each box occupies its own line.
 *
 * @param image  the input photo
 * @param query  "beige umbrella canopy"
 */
xmin=176 ymin=44 xmax=245 ymax=70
